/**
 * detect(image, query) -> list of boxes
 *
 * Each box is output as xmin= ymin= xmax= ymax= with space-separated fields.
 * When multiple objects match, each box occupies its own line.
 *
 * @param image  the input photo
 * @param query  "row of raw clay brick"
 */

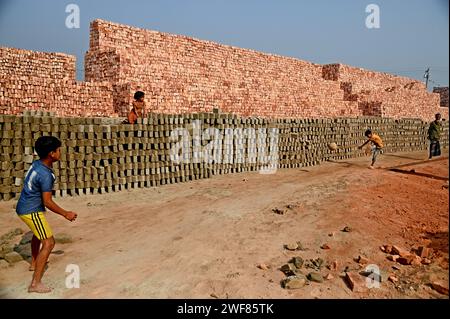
xmin=0 ymin=113 xmax=447 ymax=201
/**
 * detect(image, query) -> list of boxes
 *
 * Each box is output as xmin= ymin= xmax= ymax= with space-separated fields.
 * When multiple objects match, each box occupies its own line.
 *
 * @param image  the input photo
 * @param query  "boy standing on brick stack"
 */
xmin=16 ymin=136 xmax=77 ymax=293
xmin=428 ymin=113 xmax=442 ymax=159
xmin=358 ymin=129 xmax=384 ymax=169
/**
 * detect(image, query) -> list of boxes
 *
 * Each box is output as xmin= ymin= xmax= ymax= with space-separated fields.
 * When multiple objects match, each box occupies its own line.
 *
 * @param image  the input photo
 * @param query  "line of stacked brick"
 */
xmin=1 ymin=112 xmax=448 ymax=201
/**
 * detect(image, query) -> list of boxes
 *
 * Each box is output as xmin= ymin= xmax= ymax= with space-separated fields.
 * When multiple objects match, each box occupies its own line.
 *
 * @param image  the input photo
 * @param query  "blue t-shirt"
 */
xmin=16 ymin=160 xmax=55 ymax=215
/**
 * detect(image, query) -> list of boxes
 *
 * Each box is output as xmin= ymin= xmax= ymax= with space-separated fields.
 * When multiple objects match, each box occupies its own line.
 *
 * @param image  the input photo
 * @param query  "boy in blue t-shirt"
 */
xmin=16 ymin=136 xmax=77 ymax=293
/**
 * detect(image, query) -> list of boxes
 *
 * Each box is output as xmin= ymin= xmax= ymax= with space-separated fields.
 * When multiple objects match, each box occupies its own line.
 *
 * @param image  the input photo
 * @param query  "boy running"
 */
xmin=358 ymin=129 xmax=384 ymax=169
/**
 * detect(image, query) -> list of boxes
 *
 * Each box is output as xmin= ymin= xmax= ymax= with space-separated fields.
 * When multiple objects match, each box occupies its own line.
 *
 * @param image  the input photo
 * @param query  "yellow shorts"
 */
xmin=19 ymin=212 xmax=53 ymax=240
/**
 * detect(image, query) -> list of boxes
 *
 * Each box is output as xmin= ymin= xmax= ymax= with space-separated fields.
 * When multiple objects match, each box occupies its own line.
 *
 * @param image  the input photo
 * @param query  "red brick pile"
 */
xmin=0 ymin=19 xmax=447 ymax=121
xmin=0 ymin=47 xmax=115 ymax=117
xmin=322 ymin=63 xmax=446 ymax=119
xmin=433 ymin=87 xmax=449 ymax=108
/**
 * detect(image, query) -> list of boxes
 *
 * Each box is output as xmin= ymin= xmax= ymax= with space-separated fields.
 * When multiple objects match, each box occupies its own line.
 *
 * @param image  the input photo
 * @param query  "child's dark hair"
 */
xmin=35 ymin=136 xmax=62 ymax=159
xmin=365 ymin=129 xmax=372 ymax=137
xmin=134 ymin=91 xmax=145 ymax=100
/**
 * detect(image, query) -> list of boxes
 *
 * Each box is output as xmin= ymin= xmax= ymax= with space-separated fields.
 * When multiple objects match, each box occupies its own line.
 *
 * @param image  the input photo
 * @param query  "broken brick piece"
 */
xmin=345 ymin=272 xmax=368 ymax=293
xmin=417 ymin=246 xmax=432 ymax=259
xmin=387 ymin=255 xmax=400 ymax=262
xmin=397 ymin=256 xmax=414 ymax=265
xmin=430 ymin=281 xmax=449 ymax=296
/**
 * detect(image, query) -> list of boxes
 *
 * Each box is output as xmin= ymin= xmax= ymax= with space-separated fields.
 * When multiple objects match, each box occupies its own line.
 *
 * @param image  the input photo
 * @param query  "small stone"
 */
xmin=307 ymin=272 xmax=324 ymax=283
xmin=388 ymin=276 xmax=399 ymax=283
xmin=342 ymin=226 xmax=352 ymax=232
xmin=291 ymin=256 xmax=304 ymax=269
xmin=0 ymin=259 xmax=9 ymax=269
xmin=210 ymin=293 xmax=219 ymax=299
xmin=325 ymin=273 xmax=334 ymax=280
xmin=380 ymin=246 xmax=386 ymax=252
xmin=19 ymin=232 xmax=34 ymax=245
xmin=384 ymin=245 xmax=393 ymax=254
xmin=392 ymin=245 xmax=410 ymax=257
xmin=392 ymin=265 xmax=401 ymax=270
xmin=397 ymin=256 xmax=414 ymax=265
xmin=380 ymin=271 xmax=389 ymax=283
xmin=257 ymin=263 xmax=269 ymax=270
xmin=311 ymin=258 xmax=324 ymax=269
xmin=328 ymin=232 xmax=334 ymax=237
xmin=55 ymin=233 xmax=73 ymax=244
xmin=0 ymin=231 xmax=14 ymax=241
xmin=421 ymin=258 xmax=432 ymax=265
xmin=14 ymin=244 xmax=32 ymax=259
xmin=282 ymin=275 xmax=308 ymax=289
xmin=327 ymin=260 xmax=338 ymax=271
xmin=293 ymin=269 xmax=305 ymax=276
xmin=417 ymin=246 xmax=432 ymax=259
xmin=285 ymin=243 xmax=298 ymax=251
xmin=280 ymin=263 xmax=297 ymax=275
xmin=1 ymin=243 xmax=14 ymax=254
xmin=296 ymin=241 xmax=306 ymax=251
xmin=354 ymin=255 xmax=369 ymax=264
xmin=13 ymin=228 xmax=24 ymax=235
xmin=430 ymin=281 xmax=449 ymax=296
xmin=387 ymin=255 xmax=400 ymax=262
xmin=321 ymin=243 xmax=331 ymax=250
xmin=345 ymin=272 xmax=368 ymax=292
xmin=4 ymin=251 xmax=23 ymax=264
xmin=272 ymin=208 xmax=286 ymax=215
xmin=411 ymin=255 xmax=422 ymax=266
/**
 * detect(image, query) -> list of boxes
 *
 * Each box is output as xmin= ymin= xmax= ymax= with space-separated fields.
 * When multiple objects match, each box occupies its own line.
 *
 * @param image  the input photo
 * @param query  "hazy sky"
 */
xmin=0 ymin=0 xmax=448 ymax=87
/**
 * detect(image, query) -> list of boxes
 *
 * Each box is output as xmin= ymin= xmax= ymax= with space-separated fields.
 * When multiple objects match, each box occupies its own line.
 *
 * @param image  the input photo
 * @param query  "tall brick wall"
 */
xmin=1 ymin=112 xmax=448 ymax=201
xmin=0 ymin=47 xmax=115 ymax=117
xmin=0 ymin=47 xmax=76 ymax=81
xmin=323 ymin=63 xmax=445 ymax=119
xmin=85 ymin=19 xmax=447 ymax=121
xmin=433 ymin=87 xmax=449 ymax=108
xmin=0 ymin=19 xmax=448 ymax=120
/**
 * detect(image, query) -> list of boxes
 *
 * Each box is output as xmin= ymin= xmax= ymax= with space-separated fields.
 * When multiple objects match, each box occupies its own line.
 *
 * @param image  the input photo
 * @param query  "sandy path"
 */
xmin=0 ymin=150 xmax=448 ymax=299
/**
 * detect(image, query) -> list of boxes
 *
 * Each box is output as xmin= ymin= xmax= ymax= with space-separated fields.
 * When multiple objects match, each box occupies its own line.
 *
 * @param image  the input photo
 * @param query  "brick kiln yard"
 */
xmin=0 ymin=149 xmax=448 ymax=299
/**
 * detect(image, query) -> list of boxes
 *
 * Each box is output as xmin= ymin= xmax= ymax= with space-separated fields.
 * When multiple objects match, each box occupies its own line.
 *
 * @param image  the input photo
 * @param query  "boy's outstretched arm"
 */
xmin=358 ymin=139 xmax=370 ymax=149
xmin=42 ymin=192 xmax=77 ymax=221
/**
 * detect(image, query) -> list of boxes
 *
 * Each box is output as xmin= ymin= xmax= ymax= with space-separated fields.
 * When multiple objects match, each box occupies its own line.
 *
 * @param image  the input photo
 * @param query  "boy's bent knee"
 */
xmin=41 ymin=237 xmax=55 ymax=249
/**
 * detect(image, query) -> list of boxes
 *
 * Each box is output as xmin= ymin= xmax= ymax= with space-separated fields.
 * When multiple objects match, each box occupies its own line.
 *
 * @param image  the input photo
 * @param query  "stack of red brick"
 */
xmin=0 ymin=19 xmax=447 ymax=121
xmin=322 ymin=63 xmax=447 ymax=119
xmin=85 ymin=20 xmax=364 ymax=119
xmin=0 ymin=47 xmax=115 ymax=117
xmin=433 ymin=87 xmax=449 ymax=108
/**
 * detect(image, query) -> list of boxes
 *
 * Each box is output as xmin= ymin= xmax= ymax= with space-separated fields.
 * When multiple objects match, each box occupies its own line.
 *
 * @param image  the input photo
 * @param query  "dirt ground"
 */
xmin=0 ymin=150 xmax=448 ymax=299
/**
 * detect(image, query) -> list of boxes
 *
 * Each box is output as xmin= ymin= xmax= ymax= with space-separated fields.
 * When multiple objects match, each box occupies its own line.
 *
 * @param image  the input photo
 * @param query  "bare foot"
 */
xmin=28 ymin=283 xmax=52 ymax=293
xmin=369 ymin=166 xmax=375 ymax=169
